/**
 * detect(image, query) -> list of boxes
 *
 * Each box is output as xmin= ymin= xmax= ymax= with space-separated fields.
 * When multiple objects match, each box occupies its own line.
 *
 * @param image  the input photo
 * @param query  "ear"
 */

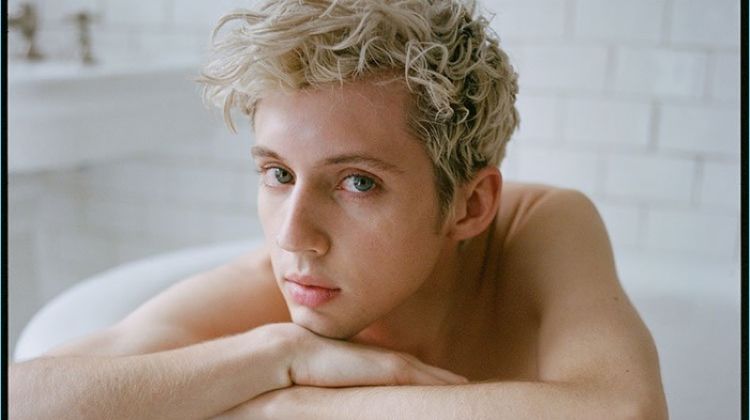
xmin=447 ymin=167 xmax=503 ymax=241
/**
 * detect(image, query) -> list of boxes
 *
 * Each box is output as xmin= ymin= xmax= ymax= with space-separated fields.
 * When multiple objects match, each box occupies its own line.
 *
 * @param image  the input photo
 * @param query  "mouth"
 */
xmin=284 ymin=276 xmax=341 ymax=308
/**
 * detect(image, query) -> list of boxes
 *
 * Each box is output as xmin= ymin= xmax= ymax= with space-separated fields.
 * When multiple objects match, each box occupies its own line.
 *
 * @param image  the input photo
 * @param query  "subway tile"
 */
xmin=564 ymin=98 xmax=651 ymax=148
xmin=146 ymin=203 xmax=214 ymax=242
xmin=658 ymin=104 xmax=739 ymax=156
xmin=102 ymin=0 xmax=167 ymax=26
xmin=36 ymin=189 xmax=85 ymax=229
xmin=644 ymin=208 xmax=739 ymax=259
xmin=604 ymin=154 xmax=695 ymax=203
xmin=130 ymin=30 xmax=204 ymax=58
xmin=699 ymin=161 xmax=740 ymax=211
xmin=86 ymin=27 xmax=139 ymax=61
xmin=574 ymin=0 xmax=665 ymax=42
xmin=500 ymin=136 xmax=523 ymax=179
xmin=485 ymin=0 xmax=567 ymax=41
xmin=514 ymin=94 xmax=561 ymax=142
xmin=31 ymin=0 xmax=103 ymax=24
xmin=35 ymin=226 xmax=117 ymax=267
xmin=516 ymin=146 xmax=600 ymax=195
xmin=172 ymin=0 xmax=249 ymax=28
xmin=514 ymin=45 xmax=608 ymax=92
xmin=156 ymin=133 xmax=217 ymax=161
xmin=613 ymin=47 xmax=707 ymax=98
xmin=670 ymin=0 xmax=740 ymax=47
xmin=8 ymin=232 xmax=41 ymax=357
xmin=210 ymin=211 xmax=264 ymax=242
xmin=9 ymin=173 xmax=47 ymax=201
xmin=171 ymin=166 xmax=239 ymax=204
xmin=82 ymin=197 xmax=151 ymax=235
xmin=35 ymin=253 xmax=119 ymax=304
xmin=9 ymin=199 xmax=38 ymax=236
xmin=28 ymin=27 xmax=78 ymax=61
xmin=710 ymin=52 xmax=740 ymax=103
xmin=9 ymin=175 xmax=45 ymax=235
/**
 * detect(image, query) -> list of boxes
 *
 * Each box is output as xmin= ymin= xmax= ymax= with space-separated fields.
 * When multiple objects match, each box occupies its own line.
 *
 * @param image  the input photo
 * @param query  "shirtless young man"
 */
xmin=10 ymin=1 xmax=668 ymax=419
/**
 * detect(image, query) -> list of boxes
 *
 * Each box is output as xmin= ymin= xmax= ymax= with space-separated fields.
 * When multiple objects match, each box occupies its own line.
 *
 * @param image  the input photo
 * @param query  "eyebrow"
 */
xmin=250 ymin=146 xmax=405 ymax=174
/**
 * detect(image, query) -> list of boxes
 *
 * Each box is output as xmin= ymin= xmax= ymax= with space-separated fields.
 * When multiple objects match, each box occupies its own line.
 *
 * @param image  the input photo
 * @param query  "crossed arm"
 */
xmin=10 ymin=190 xmax=667 ymax=419
xmin=222 ymin=191 xmax=667 ymax=419
xmin=219 ymin=190 xmax=667 ymax=419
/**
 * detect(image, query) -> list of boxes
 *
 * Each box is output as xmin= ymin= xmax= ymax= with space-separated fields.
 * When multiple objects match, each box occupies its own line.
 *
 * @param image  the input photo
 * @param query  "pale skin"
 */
xmin=9 ymin=80 xmax=668 ymax=419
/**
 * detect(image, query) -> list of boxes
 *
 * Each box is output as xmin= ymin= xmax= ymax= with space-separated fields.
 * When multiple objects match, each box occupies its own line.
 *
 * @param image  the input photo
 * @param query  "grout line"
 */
xmin=603 ymin=45 xmax=618 ymax=93
xmin=647 ymin=100 xmax=661 ymax=152
xmin=564 ymin=0 xmax=577 ymax=40
xmin=703 ymin=50 xmax=716 ymax=103
xmin=691 ymin=157 xmax=705 ymax=207
xmin=595 ymin=151 xmax=608 ymax=197
xmin=660 ymin=0 xmax=674 ymax=47
xmin=636 ymin=204 xmax=649 ymax=252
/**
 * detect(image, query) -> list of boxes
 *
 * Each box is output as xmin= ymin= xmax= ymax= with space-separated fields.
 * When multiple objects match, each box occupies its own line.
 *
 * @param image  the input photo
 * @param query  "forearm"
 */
xmin=10 ymin=328 xmax=292 ymax=420
xmin=231 ymin=381 xmax=659 ymax=420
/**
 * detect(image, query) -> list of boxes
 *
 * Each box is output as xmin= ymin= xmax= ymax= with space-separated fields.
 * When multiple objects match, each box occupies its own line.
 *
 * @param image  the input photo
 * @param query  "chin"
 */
xmin=290 ymin=307 xmax=364 ymax=340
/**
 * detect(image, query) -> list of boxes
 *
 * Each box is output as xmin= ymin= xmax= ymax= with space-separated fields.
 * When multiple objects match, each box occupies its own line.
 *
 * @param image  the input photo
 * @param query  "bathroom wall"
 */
xmin=8 ymin=0 xmax=740 ymax=352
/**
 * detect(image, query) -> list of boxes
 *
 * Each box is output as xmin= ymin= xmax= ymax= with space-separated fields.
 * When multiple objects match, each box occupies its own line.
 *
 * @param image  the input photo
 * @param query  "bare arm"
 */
xmin=10 ymin=249 xmax=465 ymax=420
xmin=216 ymin=189 xmax=668 ymax=420
xmin=10 ymin=325 xmax=291 ymax=420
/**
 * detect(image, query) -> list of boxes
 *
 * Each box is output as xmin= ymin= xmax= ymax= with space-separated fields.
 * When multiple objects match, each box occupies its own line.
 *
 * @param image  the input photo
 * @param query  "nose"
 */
xmin=275 ymin=184 xmax=330 ymax=256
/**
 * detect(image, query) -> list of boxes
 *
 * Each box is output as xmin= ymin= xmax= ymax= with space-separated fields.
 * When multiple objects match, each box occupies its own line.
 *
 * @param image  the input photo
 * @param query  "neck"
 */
xmin=350 ymin=226 xmax=494 ymax=364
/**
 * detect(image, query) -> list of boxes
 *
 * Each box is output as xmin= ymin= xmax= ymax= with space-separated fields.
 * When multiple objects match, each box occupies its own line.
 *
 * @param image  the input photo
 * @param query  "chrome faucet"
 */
xmin=9 ymin=3 xmax=43 ymax=60
xmin=70 ymin=11 xmax=97 ymax=65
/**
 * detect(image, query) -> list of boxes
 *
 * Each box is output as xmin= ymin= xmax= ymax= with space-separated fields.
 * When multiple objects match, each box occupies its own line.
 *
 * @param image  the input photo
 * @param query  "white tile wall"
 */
xmin=513 ymin=94 xmax=562 ymax=142
xmin=515 ymin=45 xmax=609 ymax=92
xmin=573 ymin=0 xmax=666 ymax=43
xmin=613 ymin=48 xmax=708 ymax=98
xmin=103 ymin=0 xmax=167 ymax=26
xmin=699 ymin=160 xmax=741 ymax=211
xmin=172 ymin=0 xmax=251 ymax=29
xmin=604 ymin=154 xmax=696 ymax=203
xmin=8 ymin=0 xmax=741 ymax=354
xmin=485 ymin=0 xmax=567 ymax=41
xmin=563 ymin=98 xmax=652 ymax=148
xmin=669 ymin=0 xmax=740 ymax=47
xmin=658 ymin=104 xmax=739 ymax=156
xmin=644 ymin=208 xmax=739 ymax=259
xmin=516 ymin=147 xmax=600 ymax=196
xmin=710 ymin=52 xmax=741 ymax=103
xmin=592 ymin=201 xmax=642 ymax=250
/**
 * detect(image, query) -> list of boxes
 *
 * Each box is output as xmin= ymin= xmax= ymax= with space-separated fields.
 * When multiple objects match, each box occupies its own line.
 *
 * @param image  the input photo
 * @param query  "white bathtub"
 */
xmin=14 ymin=240 xmax=741 ymax=419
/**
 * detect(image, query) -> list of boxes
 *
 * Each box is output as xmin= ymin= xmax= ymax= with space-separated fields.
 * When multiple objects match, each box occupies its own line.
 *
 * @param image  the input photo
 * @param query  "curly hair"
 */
xmin=199 ymin=0 xmax=520 ymax=217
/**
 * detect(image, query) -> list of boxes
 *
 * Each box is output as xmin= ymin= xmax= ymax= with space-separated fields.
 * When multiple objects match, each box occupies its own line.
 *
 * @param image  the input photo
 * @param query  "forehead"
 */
xmin=252 ymin=79 xmax=427 ymax=165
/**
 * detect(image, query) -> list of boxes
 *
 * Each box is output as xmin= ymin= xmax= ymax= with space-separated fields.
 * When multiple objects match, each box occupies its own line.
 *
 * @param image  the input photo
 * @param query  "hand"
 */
xmin=260 ymin=323 xmax=468 ymax=388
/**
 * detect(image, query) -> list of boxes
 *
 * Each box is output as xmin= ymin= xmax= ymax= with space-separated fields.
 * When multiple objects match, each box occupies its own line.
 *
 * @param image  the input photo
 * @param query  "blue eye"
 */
xmin=343 ymin=175 xmax=376 ymax=193
xmin=274 ymin=168 xmax=293 ymax=184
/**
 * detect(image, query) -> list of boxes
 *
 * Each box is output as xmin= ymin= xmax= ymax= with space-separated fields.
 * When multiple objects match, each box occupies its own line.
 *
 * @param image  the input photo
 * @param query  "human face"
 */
xmin=252 ymin=80 xmax=451 ymax=339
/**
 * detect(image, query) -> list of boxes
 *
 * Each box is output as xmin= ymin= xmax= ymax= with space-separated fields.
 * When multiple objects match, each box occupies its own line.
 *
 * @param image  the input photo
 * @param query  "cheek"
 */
xmin=341 ymin=203 xmax=443 ymax=289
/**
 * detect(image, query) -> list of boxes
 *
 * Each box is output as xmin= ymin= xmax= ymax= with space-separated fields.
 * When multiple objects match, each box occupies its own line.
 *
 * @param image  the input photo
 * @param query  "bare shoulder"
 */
xmin=493 ymin=182 xmax=666 ymax=412
xmin=497 ymin=182 xmax=597 ymax=246
xmin=496 ymin=181 xmax=617 ymax=308
xmin=46 ymin=245 xmax=290 ymax=357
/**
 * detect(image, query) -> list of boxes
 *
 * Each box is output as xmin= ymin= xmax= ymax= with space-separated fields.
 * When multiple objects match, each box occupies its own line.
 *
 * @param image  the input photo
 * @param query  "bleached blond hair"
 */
xmin=199 ymin=0 xmax=519 ymax=216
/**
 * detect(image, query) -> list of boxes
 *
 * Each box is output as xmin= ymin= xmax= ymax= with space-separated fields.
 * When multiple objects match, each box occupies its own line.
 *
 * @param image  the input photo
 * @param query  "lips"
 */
xmin=284 ymin=274 xmax=341 ymax=308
